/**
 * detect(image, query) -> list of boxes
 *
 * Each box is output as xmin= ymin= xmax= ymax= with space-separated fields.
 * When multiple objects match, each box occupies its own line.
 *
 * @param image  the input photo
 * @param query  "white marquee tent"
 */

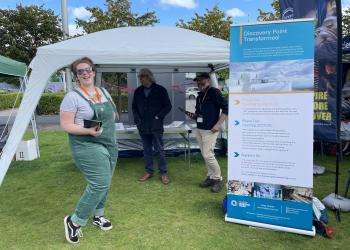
xmin=0 ymin=26 xmax=229 ymax=185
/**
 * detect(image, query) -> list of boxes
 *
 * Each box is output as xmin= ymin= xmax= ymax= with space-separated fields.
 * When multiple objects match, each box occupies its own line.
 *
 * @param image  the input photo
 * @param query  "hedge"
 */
xmin=0 ymin=93 xmax=23 ymax=110
xmin=37 ymin=93 xmax=66 ymax=115
xmin=1 ymin=92 xmax=130 ymax=115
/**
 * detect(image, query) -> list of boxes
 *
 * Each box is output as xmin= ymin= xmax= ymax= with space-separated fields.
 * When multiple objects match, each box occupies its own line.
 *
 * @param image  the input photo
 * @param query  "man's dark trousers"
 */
xmin=140 ymin=132 xmax=167 ymax=176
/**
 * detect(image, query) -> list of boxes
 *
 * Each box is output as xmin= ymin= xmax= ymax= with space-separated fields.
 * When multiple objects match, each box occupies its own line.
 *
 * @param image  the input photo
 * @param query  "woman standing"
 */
xmin=60 ymin=57 xmax=118 ymax=244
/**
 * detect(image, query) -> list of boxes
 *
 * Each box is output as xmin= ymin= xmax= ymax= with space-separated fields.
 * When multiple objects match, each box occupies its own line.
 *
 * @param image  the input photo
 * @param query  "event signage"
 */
xmin=226 ymin=19 xmax=315 ymax=236
xmin=343 ymin=35 xmax=350 ymax=55
xmin=279 ymin=0 xmax=339 ymax=141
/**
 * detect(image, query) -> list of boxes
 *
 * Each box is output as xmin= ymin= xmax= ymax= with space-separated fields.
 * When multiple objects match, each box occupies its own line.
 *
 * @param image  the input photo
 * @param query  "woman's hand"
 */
xmin=60 ymin=111 xmax=103 ymax=136
xmin=88 ymin=127 xmax=103 ymax=137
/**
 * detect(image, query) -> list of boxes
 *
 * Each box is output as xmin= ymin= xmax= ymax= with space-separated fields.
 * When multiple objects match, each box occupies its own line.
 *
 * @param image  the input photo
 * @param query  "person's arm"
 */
xmin=60 ymin=111 xmax=102 ymax=136
xmin=211 ymin=89 xmax=228 ymax=133
xmin=156 ymin=87 xmax=172 ymax=119
xmin=211 ymin=113 xmax=226 ymax=133
xmin=132 ymin=90 xmax=141 ymax=124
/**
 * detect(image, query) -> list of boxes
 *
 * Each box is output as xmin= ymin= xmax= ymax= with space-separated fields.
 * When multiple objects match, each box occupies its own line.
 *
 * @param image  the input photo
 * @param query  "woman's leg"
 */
xmin=94 ymin=156 xmax=117 ymax=216
xmin=70 ymin=144 xmax=112 ymax=226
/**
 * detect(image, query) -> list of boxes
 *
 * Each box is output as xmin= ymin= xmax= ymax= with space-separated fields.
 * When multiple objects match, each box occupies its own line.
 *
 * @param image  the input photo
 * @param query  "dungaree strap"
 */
xmin=100 ymin=87 xmax=117 ymax=113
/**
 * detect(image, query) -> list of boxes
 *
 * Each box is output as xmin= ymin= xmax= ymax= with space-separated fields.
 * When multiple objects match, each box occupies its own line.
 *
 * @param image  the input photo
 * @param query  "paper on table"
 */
xmin=125 ymin=126 xmax=137 ymax=131
xmin=115 ymin=123 xmax=125 ymax=131
xmin=164 ymin=121 xmax=184 ymax=128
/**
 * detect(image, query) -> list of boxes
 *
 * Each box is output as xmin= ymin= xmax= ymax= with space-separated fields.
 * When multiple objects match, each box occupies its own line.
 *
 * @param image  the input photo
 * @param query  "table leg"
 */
xmin=188 ymin=132 xmax=191 ymax=169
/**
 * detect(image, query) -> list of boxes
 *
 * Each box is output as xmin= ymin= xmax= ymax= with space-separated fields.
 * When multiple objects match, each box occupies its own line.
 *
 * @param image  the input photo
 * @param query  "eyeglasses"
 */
xmin=77 ymin=67 xmax=93 ymax=75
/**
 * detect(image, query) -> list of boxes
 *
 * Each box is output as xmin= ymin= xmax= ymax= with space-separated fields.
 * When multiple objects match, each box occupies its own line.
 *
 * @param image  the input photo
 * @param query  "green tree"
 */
xmin=257 ymin=0 xmax=280 ymax=22
xmin=176 ymin=5 xmax=232 ymax=80
xmin=176 ymin=5 xmax=232 ymax=41
xmin=343 ymin=7 xmax=350 ymax=36
xmin=76 ymin=0 xmax=159 ymax=34
xmin=0 ymin=5 xmax=62 ymax=64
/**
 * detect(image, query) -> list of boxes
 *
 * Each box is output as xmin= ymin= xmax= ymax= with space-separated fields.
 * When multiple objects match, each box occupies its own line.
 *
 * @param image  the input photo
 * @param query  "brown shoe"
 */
xmin=138 ymin=173 xmax=153 ymax=182
xmin=160 ymin=175 xmax=170 ymax=185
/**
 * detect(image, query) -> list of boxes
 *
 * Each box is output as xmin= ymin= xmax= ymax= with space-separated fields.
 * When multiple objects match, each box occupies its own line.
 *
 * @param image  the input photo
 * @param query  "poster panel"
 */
xmin=226 ymin=19 xmax=315 ymax=235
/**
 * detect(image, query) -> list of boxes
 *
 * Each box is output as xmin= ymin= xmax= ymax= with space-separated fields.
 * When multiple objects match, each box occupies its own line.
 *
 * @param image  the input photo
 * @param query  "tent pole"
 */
xmin=335 ymin=0 xmax=343 ymax=195
xmin=61 ymin=0 xmax=72 ymax=91
xmin=22 ymin=76 xmax=40 ymax=158
xmin=210 ymin=72 xmax=219 ymax=88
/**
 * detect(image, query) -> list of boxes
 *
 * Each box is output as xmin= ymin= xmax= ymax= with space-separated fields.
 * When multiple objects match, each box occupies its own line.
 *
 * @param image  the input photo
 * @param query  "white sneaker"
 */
xmin=92 ymin=216 xmax=113 ymax=231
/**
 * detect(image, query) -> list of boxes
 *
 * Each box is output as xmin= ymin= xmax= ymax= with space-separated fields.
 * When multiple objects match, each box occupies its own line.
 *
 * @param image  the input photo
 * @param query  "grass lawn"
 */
xmin=1 ymin=131 xmax=350 ymax=249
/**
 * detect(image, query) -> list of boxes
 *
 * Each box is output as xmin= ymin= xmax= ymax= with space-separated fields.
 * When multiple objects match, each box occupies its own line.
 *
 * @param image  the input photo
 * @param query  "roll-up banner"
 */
xmin=226 ymin=19 xmax=315 ymax=236
xmin=279 ymin=0 xmax=339 ymax=141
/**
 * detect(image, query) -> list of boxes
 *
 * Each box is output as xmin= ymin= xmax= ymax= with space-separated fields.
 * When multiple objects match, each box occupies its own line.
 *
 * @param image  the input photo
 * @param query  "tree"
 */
xmin=343 ymin=7 xmax=350 ymax=36
xmin=0 ymin=5 xmax=62 ymax=64
xmin=76 ymin=0 xmax=159 ymax=34
xmin=176 ymin=5 xmax=232 ymax=41
xmin=256 ymin=0 xmax=280 ymax=22
xmin=176 ymin=5 xmax=232 ymax=80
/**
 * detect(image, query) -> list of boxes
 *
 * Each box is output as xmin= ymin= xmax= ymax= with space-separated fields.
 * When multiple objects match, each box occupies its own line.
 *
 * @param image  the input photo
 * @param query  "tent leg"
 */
xmin=335 ymin=143 xmax=341 ymax=222
xmin=344 ymin=171 xmax=350 ymax=197
xmin=30 ymin=114 xmax=40 ymax=158
xmin=23 ymin=75 xmax=40 ymax=158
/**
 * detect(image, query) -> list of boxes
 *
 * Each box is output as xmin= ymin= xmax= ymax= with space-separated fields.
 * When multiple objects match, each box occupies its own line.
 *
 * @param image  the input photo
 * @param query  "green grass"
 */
xmin=1 ymin=131 xmax=350 ymax=249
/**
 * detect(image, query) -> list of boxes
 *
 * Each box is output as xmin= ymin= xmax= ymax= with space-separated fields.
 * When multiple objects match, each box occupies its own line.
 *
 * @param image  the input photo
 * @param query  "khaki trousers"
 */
xmin=196 ymin=129 xmax=221 ymax=180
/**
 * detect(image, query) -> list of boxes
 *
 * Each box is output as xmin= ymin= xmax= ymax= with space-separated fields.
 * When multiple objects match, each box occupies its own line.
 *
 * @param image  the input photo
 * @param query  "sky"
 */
xmin=1 ymin=0 xmax=350 ymax=36
xmin=0 ymin=0 xmax=275 ymax=35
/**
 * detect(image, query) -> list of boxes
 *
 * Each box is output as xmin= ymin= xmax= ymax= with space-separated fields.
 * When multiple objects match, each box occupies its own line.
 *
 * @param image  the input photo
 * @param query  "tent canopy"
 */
xmin=0 ymin=55 xmax=27 ymax=77
xmin=0 ymin=26 xmax=230 ymax=186
xmin=30 ymin=26 xmax=229 ymax=70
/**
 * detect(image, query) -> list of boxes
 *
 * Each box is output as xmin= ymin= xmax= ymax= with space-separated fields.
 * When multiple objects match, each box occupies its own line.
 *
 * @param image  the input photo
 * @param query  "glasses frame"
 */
xmin=76 ymin=67 xmax=93 ymax=75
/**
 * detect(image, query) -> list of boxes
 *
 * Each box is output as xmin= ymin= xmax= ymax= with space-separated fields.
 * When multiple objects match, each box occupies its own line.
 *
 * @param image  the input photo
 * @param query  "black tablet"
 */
xmin=83 ymin=119 xmax=102 ymax=130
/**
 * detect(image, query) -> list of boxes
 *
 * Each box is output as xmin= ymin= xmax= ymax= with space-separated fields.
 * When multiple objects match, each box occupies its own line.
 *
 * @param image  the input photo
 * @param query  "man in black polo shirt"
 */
xmin=194 ymin=73 xmax=228 ymax=193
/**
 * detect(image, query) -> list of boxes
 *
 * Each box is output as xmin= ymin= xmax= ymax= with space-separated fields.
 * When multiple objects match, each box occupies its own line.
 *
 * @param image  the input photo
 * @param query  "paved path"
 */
xmin=0 ymin=108 xmax=61 ymax=131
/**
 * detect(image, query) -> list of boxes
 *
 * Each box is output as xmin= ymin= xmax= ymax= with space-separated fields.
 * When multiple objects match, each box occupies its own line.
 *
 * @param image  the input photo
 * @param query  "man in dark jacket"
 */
xmin=132 ymin=68 xmax=172 ymax=184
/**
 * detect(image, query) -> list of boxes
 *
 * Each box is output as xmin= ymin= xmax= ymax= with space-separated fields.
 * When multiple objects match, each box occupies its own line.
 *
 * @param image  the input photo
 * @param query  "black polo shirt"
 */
xmin=195 ymin=87 xmax=228 ymax=130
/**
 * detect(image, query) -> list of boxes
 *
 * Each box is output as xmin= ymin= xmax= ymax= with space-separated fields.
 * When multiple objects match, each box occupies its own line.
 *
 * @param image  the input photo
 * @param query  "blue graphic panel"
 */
xmin=230 ymin=21 xmax=314 ymax=62
xmin=227 ymin=194 xmax=313 ymax=231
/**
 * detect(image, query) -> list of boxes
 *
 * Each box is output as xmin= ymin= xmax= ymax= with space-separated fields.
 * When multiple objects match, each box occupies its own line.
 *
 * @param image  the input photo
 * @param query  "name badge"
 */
xmin=197 ymin=116 xmax=203 ymax=123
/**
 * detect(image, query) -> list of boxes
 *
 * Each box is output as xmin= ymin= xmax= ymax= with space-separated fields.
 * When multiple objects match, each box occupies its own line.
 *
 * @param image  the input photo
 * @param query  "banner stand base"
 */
xmin=225 ymin=214 xmax=316 ymax=237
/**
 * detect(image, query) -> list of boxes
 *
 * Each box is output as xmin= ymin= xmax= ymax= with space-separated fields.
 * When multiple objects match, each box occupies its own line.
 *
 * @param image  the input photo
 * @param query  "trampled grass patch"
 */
xmin=1 ymin=131 xmax=350 ymax=249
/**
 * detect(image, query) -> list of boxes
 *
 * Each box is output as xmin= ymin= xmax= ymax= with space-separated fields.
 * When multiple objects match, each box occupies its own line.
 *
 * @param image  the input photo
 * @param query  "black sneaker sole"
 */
xmin=64 ymin=216 xmax=79 ymax=244
xmin=92 ymin=221 xmax=113 ymax=231
xmin=211 ymin=183 xmax=224 ymax=193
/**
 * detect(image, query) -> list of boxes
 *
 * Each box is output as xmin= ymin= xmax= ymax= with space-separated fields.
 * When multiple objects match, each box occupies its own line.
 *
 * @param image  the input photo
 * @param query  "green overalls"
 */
xmin=69 ymin=88 xmax=118 ymax=226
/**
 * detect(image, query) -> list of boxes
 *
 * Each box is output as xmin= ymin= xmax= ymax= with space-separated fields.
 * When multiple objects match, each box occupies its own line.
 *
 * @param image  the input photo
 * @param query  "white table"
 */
xmin=116 ymin=124 xmax=192 ymax=167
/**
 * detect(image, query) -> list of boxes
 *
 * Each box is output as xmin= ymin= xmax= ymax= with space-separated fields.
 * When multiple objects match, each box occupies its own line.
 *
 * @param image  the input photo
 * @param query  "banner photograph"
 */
xmin=279 ymin=0 xmax=339 ymax=141
xmin=226 ymin=19 xmax=315 ymax=235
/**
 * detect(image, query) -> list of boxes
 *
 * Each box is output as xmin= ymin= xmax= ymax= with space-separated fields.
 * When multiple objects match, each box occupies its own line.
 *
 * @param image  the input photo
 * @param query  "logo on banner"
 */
xmin=239 ymin=201 xmax=251 ymax=208
xmin=231 ymin=200 xmax=237 ymax=206
xmin=282 ymin=7 xmax=294 ymax=20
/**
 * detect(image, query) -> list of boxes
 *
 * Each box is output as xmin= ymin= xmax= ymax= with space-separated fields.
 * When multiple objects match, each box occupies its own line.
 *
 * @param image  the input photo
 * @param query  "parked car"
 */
xmin=186 ymin=87 xmax=199 ymax=100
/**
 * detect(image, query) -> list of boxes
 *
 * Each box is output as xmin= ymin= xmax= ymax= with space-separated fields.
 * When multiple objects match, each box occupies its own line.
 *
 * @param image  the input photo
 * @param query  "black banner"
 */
xmin=279 ymin=0 xmax=339 ymax=141
xmin=343 ymin=35 xmax=350 ymax=54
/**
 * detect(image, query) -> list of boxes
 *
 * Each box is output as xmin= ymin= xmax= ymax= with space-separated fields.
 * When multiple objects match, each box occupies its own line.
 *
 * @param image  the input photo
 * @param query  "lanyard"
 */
xmin=79 ymin=85 xmax=101 ymax=103
xmin=199 ymin=86 xmax=210 ymax=113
